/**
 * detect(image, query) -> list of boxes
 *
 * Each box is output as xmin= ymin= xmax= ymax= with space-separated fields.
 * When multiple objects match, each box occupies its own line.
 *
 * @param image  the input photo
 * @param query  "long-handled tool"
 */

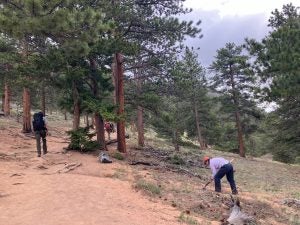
xmin=202 ymin=178 xmax=213 ymax=190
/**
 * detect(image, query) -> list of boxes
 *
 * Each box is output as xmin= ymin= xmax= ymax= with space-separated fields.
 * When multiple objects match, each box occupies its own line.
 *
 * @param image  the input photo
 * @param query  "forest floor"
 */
xmin=0 ymin=115 xmax=299 ymax=225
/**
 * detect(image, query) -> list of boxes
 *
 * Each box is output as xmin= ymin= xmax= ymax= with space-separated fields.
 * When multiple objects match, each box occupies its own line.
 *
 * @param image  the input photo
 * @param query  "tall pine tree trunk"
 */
xmin=90 ymin=58 xmax=106 ymax=150
xmin=1 ymin=93 xmax=4 ymax=112
xmin=112 ymin=60 xmax=117 ymax=105
xmin=173 ymin=129 xmax=180 ymax=151
xmin=22 ymin=88 xmax=31 ymax=133
xmin=135 ymin=69 xmax=144 ymax=147
xmin=114 ymin=53 xmax=126 ymax=153
xmin=72 ymin=81 xmax=80 ymax=130
xmin=230 ymin=67 xmax=245 ymax=157
xmin=4 ymin=82 xmax=10 ymax=116
xmin=137 ymin=106 xmax=144 ymax=147
xmin=41 ymin=84 xmax=46 ymax=116
xmin=94 ymin=113 xmax=106 ymax=150
xmin=63 ymin=110 xmax=67 ymax=120
xmin=235 ymin=111 xmax=245 ymax=157
xmin=193 ymin=100 xmax=206 ymax=150
xmin=86 ymin=114 xmax=89 ymax=127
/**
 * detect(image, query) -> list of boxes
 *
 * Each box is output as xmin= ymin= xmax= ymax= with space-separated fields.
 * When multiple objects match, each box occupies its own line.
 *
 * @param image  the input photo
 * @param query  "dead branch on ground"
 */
xmin=129 ymin=161 xmax=159 ymax=166
xmin=282 ymin=198 xmax=300 ymax=208
xmin=57 ymin=162 xmax=82 ymax=173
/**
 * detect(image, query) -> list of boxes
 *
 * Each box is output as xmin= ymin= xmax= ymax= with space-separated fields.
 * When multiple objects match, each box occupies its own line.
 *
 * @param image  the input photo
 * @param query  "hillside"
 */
xmin=0 ymin=116 xmax=299 ymax=225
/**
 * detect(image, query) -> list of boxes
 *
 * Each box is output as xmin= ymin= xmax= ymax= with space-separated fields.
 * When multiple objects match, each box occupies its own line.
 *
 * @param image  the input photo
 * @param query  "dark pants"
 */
xmin=35 ymin=130 xmax=47 ymax=156
xmin=214 ymin=163 xmax=237 ymax=194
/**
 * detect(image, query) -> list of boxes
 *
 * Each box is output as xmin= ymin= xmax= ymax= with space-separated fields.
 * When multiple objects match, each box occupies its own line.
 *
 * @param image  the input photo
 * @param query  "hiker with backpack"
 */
xmin=32 ymin=111 xmax=47 ymax=157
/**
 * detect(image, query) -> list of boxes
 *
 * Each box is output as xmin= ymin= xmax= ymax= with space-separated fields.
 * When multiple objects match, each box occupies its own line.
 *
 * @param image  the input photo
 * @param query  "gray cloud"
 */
xmin=181 ymin=10 xmax=270 ymax=66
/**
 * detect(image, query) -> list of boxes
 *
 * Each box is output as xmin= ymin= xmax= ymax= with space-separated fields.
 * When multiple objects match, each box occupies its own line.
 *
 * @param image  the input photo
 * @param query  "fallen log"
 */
xmin=129 ymin=161 xmax=159 ymax=166
xmin=106 ymin=139 xmax=118 ymax=145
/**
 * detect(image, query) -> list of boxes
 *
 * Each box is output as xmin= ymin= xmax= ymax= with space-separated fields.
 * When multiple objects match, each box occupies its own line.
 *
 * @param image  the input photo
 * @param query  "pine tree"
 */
xmin=0 ymin=35 xmax=19 ymax=116
xmin=172 ymin=47 xmax=210 ymax=149
xmin=105 ymin=0 xmax=202 ymax=150
xmin=210 ymin=43 xmax=256 ymax=157
xmin=246 ymin=4 xmax=300 ymax=163
xmin=0 ymin=0 xmax=112 ymax=133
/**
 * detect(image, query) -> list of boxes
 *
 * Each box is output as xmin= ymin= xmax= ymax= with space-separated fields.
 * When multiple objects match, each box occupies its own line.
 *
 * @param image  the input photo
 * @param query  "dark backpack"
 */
xmin=33 ymin=112 xmax=45 ymax=131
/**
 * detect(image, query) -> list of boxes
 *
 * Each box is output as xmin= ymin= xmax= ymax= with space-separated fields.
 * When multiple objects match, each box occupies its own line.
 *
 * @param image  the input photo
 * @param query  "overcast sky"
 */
xmin=181 ymin=0 xmax=299 ymax=66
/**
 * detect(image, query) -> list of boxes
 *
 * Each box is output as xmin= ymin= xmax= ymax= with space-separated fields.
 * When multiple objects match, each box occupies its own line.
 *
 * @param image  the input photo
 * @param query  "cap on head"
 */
xmin=203 ymin=156 xmax=210 ymax=165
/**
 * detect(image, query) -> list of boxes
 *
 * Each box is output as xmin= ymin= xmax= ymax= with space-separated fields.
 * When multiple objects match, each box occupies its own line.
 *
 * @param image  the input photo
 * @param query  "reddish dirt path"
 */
xmin=0 ymin=125 xmax=195 ymax=225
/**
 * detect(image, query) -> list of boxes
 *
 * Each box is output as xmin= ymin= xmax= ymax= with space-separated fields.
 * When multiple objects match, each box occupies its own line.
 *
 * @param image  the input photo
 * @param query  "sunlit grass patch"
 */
xmin=178 ymin=212 xmax=199 ymax=225
xmin=111 ymin=151 xmax=125 ymax=160
xmin=107 ymin=168 xmax=128 ymax=180
xmin=290 ymin=192 xmax=300 ymax=199
xmin=289 ymin=214 xmax=300 ymax=225
xmin=170 ymin=181 xmax=194 ymax=194
xmin=134 ymin=179 xmax=161 ymax=196
xmin=0 ymin=117 xmax=20 ymax=129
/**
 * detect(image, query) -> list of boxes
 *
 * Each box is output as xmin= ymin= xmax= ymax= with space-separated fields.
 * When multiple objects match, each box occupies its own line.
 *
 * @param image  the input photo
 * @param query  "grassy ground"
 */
xmin=127 ymin=128 xmax=300 ymax=225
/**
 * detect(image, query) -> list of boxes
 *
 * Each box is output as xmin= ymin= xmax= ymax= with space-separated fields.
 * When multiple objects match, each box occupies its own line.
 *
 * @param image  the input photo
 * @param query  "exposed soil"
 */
xmin=0 ymin=117 xmax=299 ymax=225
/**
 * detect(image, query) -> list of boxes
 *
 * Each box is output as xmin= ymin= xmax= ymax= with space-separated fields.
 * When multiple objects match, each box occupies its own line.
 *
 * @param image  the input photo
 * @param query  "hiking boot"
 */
xmin=43 ymin=151 xmax=47 ymax=155
xmin=232 ymin=190 xmax=238 ymax=195
xmin=37 ymin=154 xmax=41 ymax=157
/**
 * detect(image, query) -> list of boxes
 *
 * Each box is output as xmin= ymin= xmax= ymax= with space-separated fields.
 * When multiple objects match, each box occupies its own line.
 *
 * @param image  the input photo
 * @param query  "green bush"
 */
xmin=169 ymin=154 xmax=185 ymax=165
xmin=295 ymin=157 xmax=300 ymax=165
xmin=66 ymin=127 xmax=99 ymax=152
xmin=273 ymin=149 xmax=298 ymax=164
xmin=112 ymin=152 xmax=125 ymax=160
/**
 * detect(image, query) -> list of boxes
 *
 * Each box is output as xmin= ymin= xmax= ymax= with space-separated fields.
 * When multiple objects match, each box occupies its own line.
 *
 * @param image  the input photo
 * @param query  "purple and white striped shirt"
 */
xmin=209 ymin=157 xmax=229 ymax=177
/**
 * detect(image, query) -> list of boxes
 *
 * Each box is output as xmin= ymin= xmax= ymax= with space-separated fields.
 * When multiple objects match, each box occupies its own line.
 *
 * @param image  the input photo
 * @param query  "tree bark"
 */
xmin=86 ymin=114 xmax=89 ymax=127
xmin=90 ymin=57 xmax=106 ymax=150
xmin=4 ymin=82 xmax=10 ymax=116
xmin=22 ymin=88 xmax=31 ymax=133
xmin=235 ymin=111 xmax=245 ymax=157
xmin=41 ymin=84 xmax=46 ymax=116
xmin=72 ymin=81 xmax=80 ymax=130
xmin=1 ymin=93 xmax=4 ymax=112
xmin=94 ymin=113 xmax=106 ymax=150
xmin=114 ymin=53 xmax=126 ymax=153
xmin=135 ymin=68 xmax=145 ymax=147
xmin=137 ymin=106 xmax=145 ymax=147
xmin=173 ymin=129 xmax=180 ymax=151
xmin=112 ymin=60 xmax=117 ymax=105
xmin=64 ymin=110 xmax=67 ymax=120
xmin=21 ymin=38 xmax=31 ymax=133
xmin=230 ymin=65 xmax=245 ymax=157
xmin=193 ymin=99 xmax=206 ymax=150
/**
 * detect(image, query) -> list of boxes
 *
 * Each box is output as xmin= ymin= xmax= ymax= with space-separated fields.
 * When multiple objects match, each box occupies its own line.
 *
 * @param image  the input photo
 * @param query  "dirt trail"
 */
xmin=0 ymin=126 xmax=197 ymax=225
xmin=2 ymin=118 xmax=299 ymax=225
